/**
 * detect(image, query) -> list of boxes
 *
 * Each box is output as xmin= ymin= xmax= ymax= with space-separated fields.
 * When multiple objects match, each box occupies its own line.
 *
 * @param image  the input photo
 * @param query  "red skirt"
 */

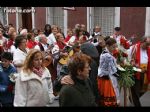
xmin=97 ymin=77 xmax=117 ymax=106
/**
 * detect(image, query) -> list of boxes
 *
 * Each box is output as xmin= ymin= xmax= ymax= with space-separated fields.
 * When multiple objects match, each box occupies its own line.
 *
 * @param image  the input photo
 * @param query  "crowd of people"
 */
xmin=0 ymin=22 xmax=150 ymax=107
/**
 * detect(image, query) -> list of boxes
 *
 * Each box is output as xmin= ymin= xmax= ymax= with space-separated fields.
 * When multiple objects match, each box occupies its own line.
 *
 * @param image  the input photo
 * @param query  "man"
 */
xmin=129 ymin=36 xmax=150 ymax=106
xmin=90 ymin=25 xmax=102 ymax=47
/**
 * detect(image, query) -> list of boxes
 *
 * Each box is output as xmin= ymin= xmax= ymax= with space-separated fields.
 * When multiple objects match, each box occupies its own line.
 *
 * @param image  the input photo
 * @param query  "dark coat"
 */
xmin=59 ymin=77 xmax=97 ymax=106
xmin=0 ymin=64 xmax=17 ymax=104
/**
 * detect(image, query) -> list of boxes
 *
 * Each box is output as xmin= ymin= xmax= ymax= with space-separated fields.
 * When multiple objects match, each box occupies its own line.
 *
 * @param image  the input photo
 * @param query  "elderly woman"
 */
xmin=59 ymin=53 xmax=97 ymax=106
xmin=13 ymin=49 xmax=55 ymax=107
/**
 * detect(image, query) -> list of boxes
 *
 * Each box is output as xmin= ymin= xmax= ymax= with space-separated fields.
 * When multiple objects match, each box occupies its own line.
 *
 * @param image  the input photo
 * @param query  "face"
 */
xmin=12 ymin=32 xmax=17 ymax=40
xmin=57 ymin=33 xmax=64 ymax=42
xmin=1 ymin=58 xmax=11 ymax=68
xmin=99 ymin=38 xmax=105 ymax=47
xmin=19 ymin=39 xmax=27 ymax=49
xmin=78 ymin=62 xmax=91 ymax=79
xmin=52 ymin=27 xmax=58 ymax=35
xmin=108 ymin=43 xmax=118 ymax=53
xmin=95 ymin=26 xmax=101 ymax=33
xmin=114 ymin=31 xmax=121 ymax=35
xmin=67 ymin=30 xmax=73 ymax=37
xmin=33 ymin=52 xmax=43 ymax=69
xmin=41 ymin=36 xmax=47 ymax=44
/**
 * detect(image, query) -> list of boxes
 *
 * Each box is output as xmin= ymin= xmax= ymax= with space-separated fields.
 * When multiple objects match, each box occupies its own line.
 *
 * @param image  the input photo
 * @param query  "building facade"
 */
xmin=0 ymin=7 xmax=149 ymax=39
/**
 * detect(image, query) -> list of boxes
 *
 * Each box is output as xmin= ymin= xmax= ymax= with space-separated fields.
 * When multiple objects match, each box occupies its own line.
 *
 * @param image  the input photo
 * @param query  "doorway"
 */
xmin=21 ymin=7 xmax=32 ymax=32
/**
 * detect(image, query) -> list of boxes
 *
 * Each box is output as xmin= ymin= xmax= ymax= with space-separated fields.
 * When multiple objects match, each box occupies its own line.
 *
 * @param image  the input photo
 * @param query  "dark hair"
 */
xmin=68 ymin=53 xmax=91 ymax=80
xmin=14 ymin=35 xmax=27 ymax=48
xmin=27 ymin=33 xmax=32 ymax=40
xmin=114 ymin=27 xmax=121 ymax=31
xmin=1 ymin=52 xmax=13 ymax=60
xmin=104 ymin=36 xmax=110 ymax=42
xmin=44 ymin=24 xmax=51 ymax=33
xmin=105 ymin=37 xmax=117 ymax=46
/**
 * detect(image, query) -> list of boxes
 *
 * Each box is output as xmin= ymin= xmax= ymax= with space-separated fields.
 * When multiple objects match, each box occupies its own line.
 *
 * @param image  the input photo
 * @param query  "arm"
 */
xmin=45 ymin=68 xmax=55 ymax=104
xmin=13 ymin=75 xmax=28 ymax=106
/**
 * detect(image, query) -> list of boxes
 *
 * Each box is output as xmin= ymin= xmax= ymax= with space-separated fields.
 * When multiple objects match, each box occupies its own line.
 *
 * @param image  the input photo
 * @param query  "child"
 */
xmin=0 ymin=52 xmax=17 ymax=107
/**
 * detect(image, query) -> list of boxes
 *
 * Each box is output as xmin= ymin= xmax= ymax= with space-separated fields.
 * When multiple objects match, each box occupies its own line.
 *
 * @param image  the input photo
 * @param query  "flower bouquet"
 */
xmin=113 ymin=40 xmax=141 ymax=106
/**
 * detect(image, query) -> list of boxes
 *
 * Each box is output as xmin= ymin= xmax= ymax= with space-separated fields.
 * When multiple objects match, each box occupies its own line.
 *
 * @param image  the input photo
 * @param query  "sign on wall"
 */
xmin=62 ymin=7 xmax=76 ymax=11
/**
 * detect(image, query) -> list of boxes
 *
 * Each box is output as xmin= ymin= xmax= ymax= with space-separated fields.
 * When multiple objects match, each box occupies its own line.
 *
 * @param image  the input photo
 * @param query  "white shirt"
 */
xmin=140 ymin=48 xmax=148 ymax=64
xmin=47 ymin=33 xmax=57 ymax=45
xmin=13 ymin=48 xmax=29 ymax=65
xmin=34 ymin=43 xmax=48 ymax=51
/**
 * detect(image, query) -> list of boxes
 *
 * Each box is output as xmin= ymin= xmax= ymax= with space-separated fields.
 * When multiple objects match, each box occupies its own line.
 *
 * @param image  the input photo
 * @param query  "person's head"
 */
xmin=44 ymin=24 xmax=51 ymax=33
xmin=23 ymin=49 xmax=44 ymax=74
xmin=67 ymin=28 xmax=73 ymax=37
xmin=114 ymin=27 xmax=121 ymax=35
xmin=20 ymin=29 xmax=28 ymax=36
xmin=9 ymin=23 xmax=13 ymax=28
xmin=56 ymin=33 xmax=65 ymax=42
xmin=68 ymin=53 xmax=91 ymax=80
xmin=18 ymin=27 xmax=23 ymax=34
xmin=39 ymin=34 xmax=47 ymax=44
xmin=97 ymin=35 xmax=106 ymax=47
xmin=51 ymin=25 xmax=59 ymax=35
xmin=32 ymin=28 xmax=39 ymax=36
xmin=140 ymin=36 xmax=150 ymax=50
xmin=94 ymin=25 xmax=101 ymax=33
xmin=1 ymin=52 xmax=13 ymax=68
xmin=8 ymin=27 xmax=16 ymax=35
xmin=80 ymin=24 xmax=86 ymax=31
xmin=80 ymin=42 xmax=99 ymax=59
xmin=9 ymin=31 xmax=17 ymax=40
xmin=15 ymin=35 xmax=27 ymax=49
xmin=27 ymin=33 xmax=35 ymax=41
xmin=105 ymin=37 xmax=117 ymax=53
xmin=75 ymin=24 xmax=81 ymax=30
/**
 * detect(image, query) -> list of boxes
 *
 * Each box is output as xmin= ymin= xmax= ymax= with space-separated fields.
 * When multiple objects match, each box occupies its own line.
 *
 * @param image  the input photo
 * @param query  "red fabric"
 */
xmin=65 ymin=35 xmax=71 ymax=42
xmin=134 ymin=43 xmax=150 ymax=82
xmin=32 ymin=67 xmax=44 ymax=77
xmin=27 ymin=40 xmax=37 ymax=49
xmin=7 ymin=39 xmax=14 ymax=49
xmin=135 ymin=43 xmax=141 ymax=80
xmin=7 ymin=84 xmax=14 ymax=92
xmin=57 ymin=41 xmax=66 ymax=50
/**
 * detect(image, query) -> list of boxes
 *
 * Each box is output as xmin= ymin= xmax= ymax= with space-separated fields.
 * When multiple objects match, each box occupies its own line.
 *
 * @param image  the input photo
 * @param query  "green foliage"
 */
xmin=118 ymin=64 xmax=135 ymax=88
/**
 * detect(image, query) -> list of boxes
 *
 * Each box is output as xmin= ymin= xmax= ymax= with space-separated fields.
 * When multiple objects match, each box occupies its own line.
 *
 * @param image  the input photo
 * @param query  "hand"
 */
xmin=60 ymin=75 xmax=74 ymax=85
xmin=62 ymin=52 xmax=68 ymax=57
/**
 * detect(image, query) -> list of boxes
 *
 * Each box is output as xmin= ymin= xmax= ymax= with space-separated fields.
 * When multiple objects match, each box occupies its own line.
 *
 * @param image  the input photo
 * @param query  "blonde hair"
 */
xmin=23 ymin=49 xmax=44 ymax=75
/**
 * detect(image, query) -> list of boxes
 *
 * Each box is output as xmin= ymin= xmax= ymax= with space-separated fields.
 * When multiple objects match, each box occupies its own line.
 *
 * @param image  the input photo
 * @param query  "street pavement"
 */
xmin=48 ymin=89 xmax=150 ymax=107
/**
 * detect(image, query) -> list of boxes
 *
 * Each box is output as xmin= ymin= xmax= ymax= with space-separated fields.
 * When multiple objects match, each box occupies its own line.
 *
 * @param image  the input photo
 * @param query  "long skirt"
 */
xmin=97 ymin=77 xmax=117 ymax=106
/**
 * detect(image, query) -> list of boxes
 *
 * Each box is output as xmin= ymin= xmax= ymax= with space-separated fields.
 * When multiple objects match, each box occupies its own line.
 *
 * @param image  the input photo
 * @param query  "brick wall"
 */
xmin=34 ymin=7 xmax=46 ymax=31
xmin=120 ymin=7 xmax=146 ymax=39
xmin=68 ymin=7 xmax=87 ymax=29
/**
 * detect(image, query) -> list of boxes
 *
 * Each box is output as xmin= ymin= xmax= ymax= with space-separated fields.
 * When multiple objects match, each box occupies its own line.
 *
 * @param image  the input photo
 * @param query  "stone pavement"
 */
xmin=47 ymin=89 xmax=150 ymax=107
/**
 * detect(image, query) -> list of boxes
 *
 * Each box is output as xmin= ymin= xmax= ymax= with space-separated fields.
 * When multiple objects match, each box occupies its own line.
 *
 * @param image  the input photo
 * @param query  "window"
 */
xmin=48 ymin=7 xmax=64 ymax=31
xmin=93 ymin=7 xmax=115 ymax=36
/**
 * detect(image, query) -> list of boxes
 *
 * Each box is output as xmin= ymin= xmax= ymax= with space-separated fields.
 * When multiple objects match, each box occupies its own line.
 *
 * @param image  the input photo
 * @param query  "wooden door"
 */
xmin=21 ymin=7 xmax=32 ymax=32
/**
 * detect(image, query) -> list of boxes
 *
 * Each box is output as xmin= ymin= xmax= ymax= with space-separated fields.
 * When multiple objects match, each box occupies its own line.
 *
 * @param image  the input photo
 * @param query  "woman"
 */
xmin=44 ymin=24 xmax=51 ymax=37
xmin=14 ymin=49 xmax=55 ymax=107
xmin=13 ymin=35 xmax=29 ymax=73
xmin=97 ymin=37 xmax=119 ymax=106
xmin=59 ymin=53 xmax=97 ymax=106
